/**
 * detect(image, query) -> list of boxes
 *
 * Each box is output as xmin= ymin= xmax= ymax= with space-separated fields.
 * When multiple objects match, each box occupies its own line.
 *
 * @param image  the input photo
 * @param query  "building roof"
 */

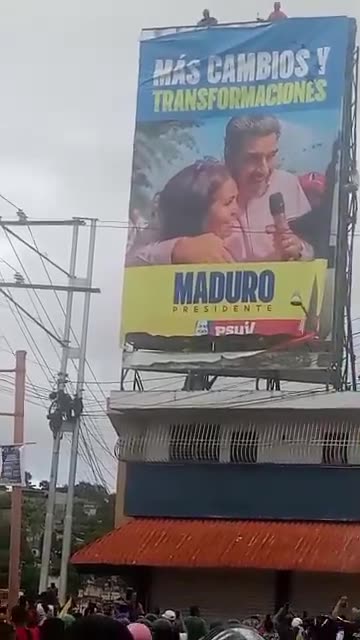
xmin=72 ymin=518 xmax=360 ymax=573
xmin=108 ymin=389 xmax=360 ymax=414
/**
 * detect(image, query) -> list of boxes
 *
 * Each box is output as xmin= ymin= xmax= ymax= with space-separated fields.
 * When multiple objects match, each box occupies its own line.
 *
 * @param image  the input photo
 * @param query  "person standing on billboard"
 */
xmin=126 ymin=113 xmax=313 ymax=265
xmin=268 ymin=2 xmax=288 ymax=21
xmin=197 ymin=9 xmax=218 ymax=26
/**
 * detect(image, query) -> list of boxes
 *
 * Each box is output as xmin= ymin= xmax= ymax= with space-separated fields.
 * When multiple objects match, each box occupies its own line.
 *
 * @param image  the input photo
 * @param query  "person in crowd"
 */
xmin=267 ymin=2 xmax=288 ymax=21
xmin=184 ymin=606 xmax=207 ymax=640
xmin=290 ymin=617 xmax=304 ymax=640
xmin=36 ymin=593 xmax=54 ymax=626
xmin=0 ymin=623 xmax=15 ymax=640
xmin=145 ymin=614 xmax=158 ymax=624
xmin=26 ymin=601 xmax=38 ymax=629
xmin=114 ymin=595 xmax=130 ymax=621
xmin=128 ymin=622 xmax=152 ymax=640
xmin=162 ymin=612 xmax=177 ymax=624
xmin=242 ymin=616 xmax=261 ymax=630
xmin=197 ymin=9 xmax=218 ymax=26
xmin=60 ymin=614 xmax=75 ymax=631
xmin=18 ymin=598 xmax=27 ymax=612
xmin=40 ymin=618 xmax=64 ymax=640
xmin=0 ymin=608 xmax=8 ymax=626
xmin=260 ymin=614 xmax=279 ymax=640
xmin=11 ymin=606 xmax=39 ymax=640
xmin=127 ymin=114 xmax=313 ymax=266
xmin=136 ymin=618 xmax=152 ymax=630
xmin=128 ymin=593 xmax=144 ymax=623
xmin=84 ymin=602 xmax=96 ymax=617
xmin=153 ymin=618 xmax=179 ymax=640
xmin=46 ymin=584 xmax=58 ymax=609
xmin=103 ymin=605 xmax=113 ymax=617
xmin=174 ymin=611 xmax=186 ymax=635
xmin=65 ymin=615 xmax=133 ymax=640
xmin=332 ymin=596 xmax=350 ymax=620
xmin=274 ymin=604 xmax=294 ymax=640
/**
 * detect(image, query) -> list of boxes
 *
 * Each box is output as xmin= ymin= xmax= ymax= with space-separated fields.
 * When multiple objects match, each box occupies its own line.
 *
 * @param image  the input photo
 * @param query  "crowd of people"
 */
xmin=1 ymin=593 xmax=360 ymax=640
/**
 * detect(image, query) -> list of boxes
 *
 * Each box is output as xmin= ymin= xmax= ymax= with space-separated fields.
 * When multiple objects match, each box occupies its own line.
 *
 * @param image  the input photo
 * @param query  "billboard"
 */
xmin=122 ymin=17 xmax=356 ymax=380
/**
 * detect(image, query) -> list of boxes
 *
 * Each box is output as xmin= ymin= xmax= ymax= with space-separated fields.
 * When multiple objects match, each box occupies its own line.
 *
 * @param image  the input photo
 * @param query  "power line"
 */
xmin=0 ymin=270 xmax=56 ymax=386
xmin=80 ymin=422 xmax=113 ymax=490
xmin=0 ymin=224 xmax=114 ymax=464
xmin=2 ymin=227 xmax=63 ymax=355
xmin=18 ymin=223 xmax=115 ymax=454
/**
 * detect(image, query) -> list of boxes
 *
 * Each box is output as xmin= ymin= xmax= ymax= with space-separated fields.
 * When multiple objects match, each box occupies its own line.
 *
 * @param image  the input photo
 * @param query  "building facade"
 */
xmin=72 ymin=390 xmax=360 ymax=618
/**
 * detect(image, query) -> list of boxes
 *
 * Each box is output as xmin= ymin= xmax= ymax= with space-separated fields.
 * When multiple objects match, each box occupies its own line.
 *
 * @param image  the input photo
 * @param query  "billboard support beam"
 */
xmin=341 ymin=46 xmax=359 ymax=391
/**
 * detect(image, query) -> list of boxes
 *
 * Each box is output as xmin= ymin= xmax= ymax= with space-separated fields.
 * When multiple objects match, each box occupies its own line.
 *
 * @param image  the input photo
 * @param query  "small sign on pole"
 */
xmin=0 ymin=445 xmax=23 ymax=487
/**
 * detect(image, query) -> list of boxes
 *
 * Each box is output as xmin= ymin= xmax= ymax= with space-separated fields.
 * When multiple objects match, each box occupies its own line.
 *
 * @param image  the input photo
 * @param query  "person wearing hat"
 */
xmin=291 ymin=617 xmax=304 ymax=640
xmin=163 ymin=611 xmax=176 ymax=623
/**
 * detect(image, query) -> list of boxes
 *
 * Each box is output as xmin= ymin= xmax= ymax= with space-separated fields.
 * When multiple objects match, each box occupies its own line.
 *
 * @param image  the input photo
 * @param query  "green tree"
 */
xmin=131 ymin=120 xmax=200 ymax=214
xmin=39 ymin=480 xmax=49 ymax=492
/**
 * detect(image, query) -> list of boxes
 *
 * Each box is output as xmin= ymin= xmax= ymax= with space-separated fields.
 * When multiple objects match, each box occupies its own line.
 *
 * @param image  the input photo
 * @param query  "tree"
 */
xmin=131 ymin=120 xmax=200 ymax=215
xmin=74 ymin=482 xmax=108 ymax=501
xmin=39 ymin=480 xmax=49 ymax=492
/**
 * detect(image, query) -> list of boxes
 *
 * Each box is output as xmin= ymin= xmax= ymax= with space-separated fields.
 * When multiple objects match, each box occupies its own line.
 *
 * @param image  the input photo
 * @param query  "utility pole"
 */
xmin=58 ymin=219 xmax=97 ymax=604
xmin=0 ymin=217 xmax=99 ymax=600
xmin=7 ymin=350 xmax=26 ymax=611
xmin=39 ymin=224 xmax=79 ymax=594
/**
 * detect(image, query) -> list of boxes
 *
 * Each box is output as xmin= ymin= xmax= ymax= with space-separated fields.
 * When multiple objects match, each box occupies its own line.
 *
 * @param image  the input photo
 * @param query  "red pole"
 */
xmin=7 ymin=350 xmax=26 ymax=613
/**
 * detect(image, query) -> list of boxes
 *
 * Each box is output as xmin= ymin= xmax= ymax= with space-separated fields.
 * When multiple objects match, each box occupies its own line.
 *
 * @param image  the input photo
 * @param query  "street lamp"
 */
xmin=290 ymin=291 xmax=318 ymax=335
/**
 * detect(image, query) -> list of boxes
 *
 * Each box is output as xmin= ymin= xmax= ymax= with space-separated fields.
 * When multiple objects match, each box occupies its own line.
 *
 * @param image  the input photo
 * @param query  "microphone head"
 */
xmin=269 ymin=192 xmax=285 ymax=217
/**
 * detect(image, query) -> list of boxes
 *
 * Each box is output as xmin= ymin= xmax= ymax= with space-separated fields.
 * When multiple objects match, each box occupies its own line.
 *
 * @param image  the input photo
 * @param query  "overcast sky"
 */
xmin=0 ymin=0 xmax=359 ymax=490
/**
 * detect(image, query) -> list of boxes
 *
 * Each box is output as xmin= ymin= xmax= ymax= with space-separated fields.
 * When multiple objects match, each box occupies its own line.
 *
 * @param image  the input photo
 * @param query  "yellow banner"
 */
xmin=121 ymin=260 xmax=327 ymax=338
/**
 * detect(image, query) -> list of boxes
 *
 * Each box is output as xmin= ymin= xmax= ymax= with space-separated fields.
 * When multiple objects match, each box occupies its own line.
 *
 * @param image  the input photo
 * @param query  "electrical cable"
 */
xmin=80 ymin=423 xmax=114 ymax=489
xmin=0 ymin=269 xmax=56 ymax=386
xmin=20 ymin=222 xmax=116 ymax=455
xmin=0 ymin=222 xmax=114 ymax=463
xmin=2 ymin=227 xmax=62 ymax=363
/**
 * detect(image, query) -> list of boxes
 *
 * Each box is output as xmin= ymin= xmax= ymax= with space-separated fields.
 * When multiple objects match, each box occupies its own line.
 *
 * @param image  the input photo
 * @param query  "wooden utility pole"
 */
xmin=5 ymin=350 xmax=26 ymax=612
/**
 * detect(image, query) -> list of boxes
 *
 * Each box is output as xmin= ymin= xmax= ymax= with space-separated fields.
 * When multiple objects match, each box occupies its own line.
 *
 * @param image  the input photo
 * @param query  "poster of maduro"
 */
xmin=121 ymin=17 xmax=355 ymax=362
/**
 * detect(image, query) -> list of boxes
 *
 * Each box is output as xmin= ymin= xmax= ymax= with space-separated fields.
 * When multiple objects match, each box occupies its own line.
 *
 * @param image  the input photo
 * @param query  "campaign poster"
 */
xmin=121 ymin=17 xmax=356 ymax=377
xmin=0 ymin=445 xmax=23 ymax=486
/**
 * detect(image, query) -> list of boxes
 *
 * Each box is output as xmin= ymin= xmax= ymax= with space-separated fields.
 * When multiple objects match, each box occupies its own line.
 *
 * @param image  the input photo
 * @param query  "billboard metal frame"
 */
xmin=121 ymin=23 xmax=359 ymax=393
xmin=340 ymin=46 xmax=359 ymax=391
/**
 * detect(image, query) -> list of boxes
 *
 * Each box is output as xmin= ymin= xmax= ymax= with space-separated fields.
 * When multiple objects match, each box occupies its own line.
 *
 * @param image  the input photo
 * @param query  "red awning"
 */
xmin=72 ymin=519 xmax=360 ymax=573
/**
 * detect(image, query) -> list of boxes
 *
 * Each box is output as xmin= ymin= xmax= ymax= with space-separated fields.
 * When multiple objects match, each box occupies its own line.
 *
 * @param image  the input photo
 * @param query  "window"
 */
xmin=127 ymin=431 xmax=146 ymax=460
xmin=169 ymin=422 xmax=220 ymax=462
xmin=114 ymin=429 xmax=145 ymax=461
xmin=230 ymin=429 xmax=259 ymax=463
xmin=322 ymin=430 xmax=349 ymax=465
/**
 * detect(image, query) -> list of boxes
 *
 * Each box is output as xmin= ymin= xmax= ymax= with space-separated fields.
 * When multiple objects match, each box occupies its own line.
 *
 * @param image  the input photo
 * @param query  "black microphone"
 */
xmin=269 ymin=192 xmax=288 ymax=232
